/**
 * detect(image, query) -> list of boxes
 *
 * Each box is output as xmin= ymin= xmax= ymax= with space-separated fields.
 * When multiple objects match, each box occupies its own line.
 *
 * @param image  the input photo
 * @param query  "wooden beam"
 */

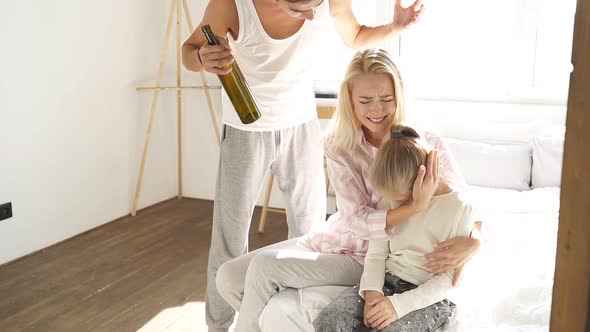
xmin=136 ymin=85 xmax=221 ymax=92
xmin=131 ymin=0 xmax=178 ymax=216
xmin=550 ymin=0 xmax=590 ymax=330
xmin=317 ymin=106 xmax=336 ymax=120
xmin=267 ymin=208 xmax=286 ymax=214
xmin=181 ymin=0 xmax=222 ymax=145
xmin=176 ymin=0 xmax=183 ymax=199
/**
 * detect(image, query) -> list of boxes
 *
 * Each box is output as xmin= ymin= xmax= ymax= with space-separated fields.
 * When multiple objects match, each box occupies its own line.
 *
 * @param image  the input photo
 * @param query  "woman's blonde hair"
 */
xmin=370 ymin=124 xmax=430 ymax=202
xmin=326 ymin=49 xmax=406 ymax=151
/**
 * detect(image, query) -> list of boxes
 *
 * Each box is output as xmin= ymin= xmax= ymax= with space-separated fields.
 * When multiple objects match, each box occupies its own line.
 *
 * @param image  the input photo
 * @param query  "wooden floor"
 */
xmin=0 ymin=198 xmax=288 ymax=332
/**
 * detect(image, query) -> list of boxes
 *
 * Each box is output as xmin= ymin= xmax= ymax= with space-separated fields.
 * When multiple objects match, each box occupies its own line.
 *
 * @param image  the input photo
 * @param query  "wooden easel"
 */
xmin=132 ymin=0 xmax=221 ymax=216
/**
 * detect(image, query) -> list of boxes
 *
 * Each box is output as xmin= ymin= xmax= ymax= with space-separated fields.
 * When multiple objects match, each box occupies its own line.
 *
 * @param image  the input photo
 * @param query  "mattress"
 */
xmin=260 ymin=186 xmax=560 ymax=332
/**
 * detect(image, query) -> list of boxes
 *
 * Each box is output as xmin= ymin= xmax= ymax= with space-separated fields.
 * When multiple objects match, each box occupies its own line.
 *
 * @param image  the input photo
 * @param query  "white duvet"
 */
xmin=260 ymin=186 xmax=560 ymax=332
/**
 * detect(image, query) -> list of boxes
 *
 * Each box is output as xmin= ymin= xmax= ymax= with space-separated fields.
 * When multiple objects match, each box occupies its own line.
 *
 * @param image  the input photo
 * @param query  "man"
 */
xmin=182 ymin=0 xmax=424 ymax=330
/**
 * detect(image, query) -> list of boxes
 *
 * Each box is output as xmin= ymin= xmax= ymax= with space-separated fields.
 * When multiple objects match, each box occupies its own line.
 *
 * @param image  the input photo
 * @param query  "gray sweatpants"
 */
xmin=216 ymin=236 xmax=364 ymax=332
xmin=313 ymin=274 xmax=456 ymax=332
xmin=205 ymin=120 xmax=327 ymax=332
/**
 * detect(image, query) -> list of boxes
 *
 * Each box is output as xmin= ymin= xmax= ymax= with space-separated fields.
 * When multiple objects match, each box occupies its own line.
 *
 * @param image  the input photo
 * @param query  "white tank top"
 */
xmin=221 ymin=0 xmax=330 ymax=131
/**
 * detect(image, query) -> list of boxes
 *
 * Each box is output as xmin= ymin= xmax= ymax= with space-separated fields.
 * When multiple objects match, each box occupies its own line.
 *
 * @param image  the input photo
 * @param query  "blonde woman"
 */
xmin=314 ymin=124 xmax=474 ymax=332
xmin=214 ymin=49 xmax=481 ymax=332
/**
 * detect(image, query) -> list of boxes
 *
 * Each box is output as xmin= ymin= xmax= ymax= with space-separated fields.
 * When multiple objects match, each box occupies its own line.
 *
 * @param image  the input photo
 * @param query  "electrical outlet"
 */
xmin=0 ymin=202 xmax=13 ymax=221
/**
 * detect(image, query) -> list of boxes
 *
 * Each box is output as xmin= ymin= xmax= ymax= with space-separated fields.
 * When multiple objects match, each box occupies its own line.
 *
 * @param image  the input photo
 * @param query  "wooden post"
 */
xmin=550 ymin=0 xmax=590 ymax=330
xmin=132 ymin=0 xmax=177 ymax=216
xmin=132 ymin=0 xmax=223 ymax=216
xmin=182 ymin=0 xmax=222 ymax=145
xmin=176 ymin=0 xmax=183 ymax=199
xmin=258 ymin=174 xmax=275 ymax=233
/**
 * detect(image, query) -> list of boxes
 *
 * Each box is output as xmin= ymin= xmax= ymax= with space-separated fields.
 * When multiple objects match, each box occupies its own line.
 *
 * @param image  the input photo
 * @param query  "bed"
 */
xmin=259 ymin=121 xmax=564 ymax=332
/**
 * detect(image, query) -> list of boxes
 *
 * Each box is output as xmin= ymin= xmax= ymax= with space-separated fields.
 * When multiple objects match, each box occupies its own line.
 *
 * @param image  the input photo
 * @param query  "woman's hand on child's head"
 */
xmin=410 ymin=149 xmax=439 ymax=213
xmin=423 ymin=236 xmax=481 ymax=284
xmin=364 ymin=297 xmax=399 ymax=330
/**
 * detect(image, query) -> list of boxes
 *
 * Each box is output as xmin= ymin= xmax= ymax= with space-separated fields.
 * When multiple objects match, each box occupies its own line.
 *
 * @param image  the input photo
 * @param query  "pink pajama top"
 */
xmin=307 ymin=129 xmax=467 ymax=263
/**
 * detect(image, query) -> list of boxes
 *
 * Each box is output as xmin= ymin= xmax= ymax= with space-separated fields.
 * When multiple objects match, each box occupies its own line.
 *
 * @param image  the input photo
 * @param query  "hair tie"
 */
xmin=391 ymin=131 xmax=404 ymax=140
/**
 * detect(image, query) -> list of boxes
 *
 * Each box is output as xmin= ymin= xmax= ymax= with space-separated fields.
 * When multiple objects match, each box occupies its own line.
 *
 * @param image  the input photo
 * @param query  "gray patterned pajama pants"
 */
xmin=313 ymin=274 xmax=456 ymax=332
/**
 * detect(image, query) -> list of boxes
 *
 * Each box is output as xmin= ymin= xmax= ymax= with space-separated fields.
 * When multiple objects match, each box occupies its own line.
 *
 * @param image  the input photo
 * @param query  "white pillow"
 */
xmin=445 ymin=138 xmax=532 ymax=190
xmin=530 ymin=136 xmax=564 ymax=188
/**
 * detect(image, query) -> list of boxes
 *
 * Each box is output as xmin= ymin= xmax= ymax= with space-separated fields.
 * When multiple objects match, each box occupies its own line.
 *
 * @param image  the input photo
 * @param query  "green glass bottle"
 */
xmin=201 ymin=24 xmax=261 ymax=124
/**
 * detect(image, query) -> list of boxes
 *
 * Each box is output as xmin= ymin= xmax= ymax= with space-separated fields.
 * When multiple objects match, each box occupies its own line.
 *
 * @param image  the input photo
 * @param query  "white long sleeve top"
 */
xmin=359 ymin=191 xmax=475 ymax=319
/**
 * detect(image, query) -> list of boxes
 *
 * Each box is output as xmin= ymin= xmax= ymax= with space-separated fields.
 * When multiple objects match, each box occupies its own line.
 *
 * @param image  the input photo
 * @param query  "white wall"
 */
xmin=410 ymin=101 xmax=567 ymax=143
xmin=0 ymin=0 xmax=217 ymax=265
xmin=0 ymin=0 xmax=302 ymax=265
xmin=0 ymin=1 xmax=568 ymax=265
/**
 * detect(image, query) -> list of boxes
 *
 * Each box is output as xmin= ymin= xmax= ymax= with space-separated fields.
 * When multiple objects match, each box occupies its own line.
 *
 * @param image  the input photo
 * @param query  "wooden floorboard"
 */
xmin=0 ymin=198 xmax=289 ymax=332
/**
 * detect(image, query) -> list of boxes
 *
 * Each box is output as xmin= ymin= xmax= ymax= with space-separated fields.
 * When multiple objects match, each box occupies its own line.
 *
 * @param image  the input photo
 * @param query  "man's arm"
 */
xmin=329 ymin=0 xmax=424 ymax=49
xmin=181 ymin=0 xmax=237 ymax=73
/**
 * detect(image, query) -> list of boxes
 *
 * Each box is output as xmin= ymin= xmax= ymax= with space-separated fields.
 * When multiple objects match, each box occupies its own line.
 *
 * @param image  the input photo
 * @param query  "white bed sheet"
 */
xmin=260 ymin=186 xmax=560 ymax=332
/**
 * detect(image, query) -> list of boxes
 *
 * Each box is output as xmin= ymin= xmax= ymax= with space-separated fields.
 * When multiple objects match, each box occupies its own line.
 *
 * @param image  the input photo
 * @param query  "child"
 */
xmin=313 ymin=124 xmax=476 ymax=332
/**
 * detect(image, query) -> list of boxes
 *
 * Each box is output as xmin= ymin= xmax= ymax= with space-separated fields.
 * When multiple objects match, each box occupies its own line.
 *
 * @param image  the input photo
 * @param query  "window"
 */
xmin=313 ymin=0 xmax=379 ymax=97
xmin=314 ymin=0 xmax=576 ymax=105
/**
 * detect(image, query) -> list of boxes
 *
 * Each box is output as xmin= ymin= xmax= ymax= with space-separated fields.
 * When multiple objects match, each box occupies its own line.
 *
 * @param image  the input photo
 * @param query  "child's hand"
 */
xmin=364 ymin=296 xmax=399 ymax=330
xmin=363 ymin=291 xmax=383 ymax=327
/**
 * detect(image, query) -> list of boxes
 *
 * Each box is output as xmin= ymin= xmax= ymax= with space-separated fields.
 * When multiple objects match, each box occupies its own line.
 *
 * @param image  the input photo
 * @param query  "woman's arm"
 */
xmin=326 ymin=148 xmax=393 ymax=239
xmin=420 ymin=130 xmax=484 ymax=285
xmin=431 ymin=220 xmax=484 ymax=286
xmin=424 ymin=235 xmax=480 ymax=286
xmin=470 ymin=221 xmax=484 ymax=240
xmin=424 ymin=202 xmax=481 ymax=286
xmin=326 ymin=147 xmax=437 ymax=239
